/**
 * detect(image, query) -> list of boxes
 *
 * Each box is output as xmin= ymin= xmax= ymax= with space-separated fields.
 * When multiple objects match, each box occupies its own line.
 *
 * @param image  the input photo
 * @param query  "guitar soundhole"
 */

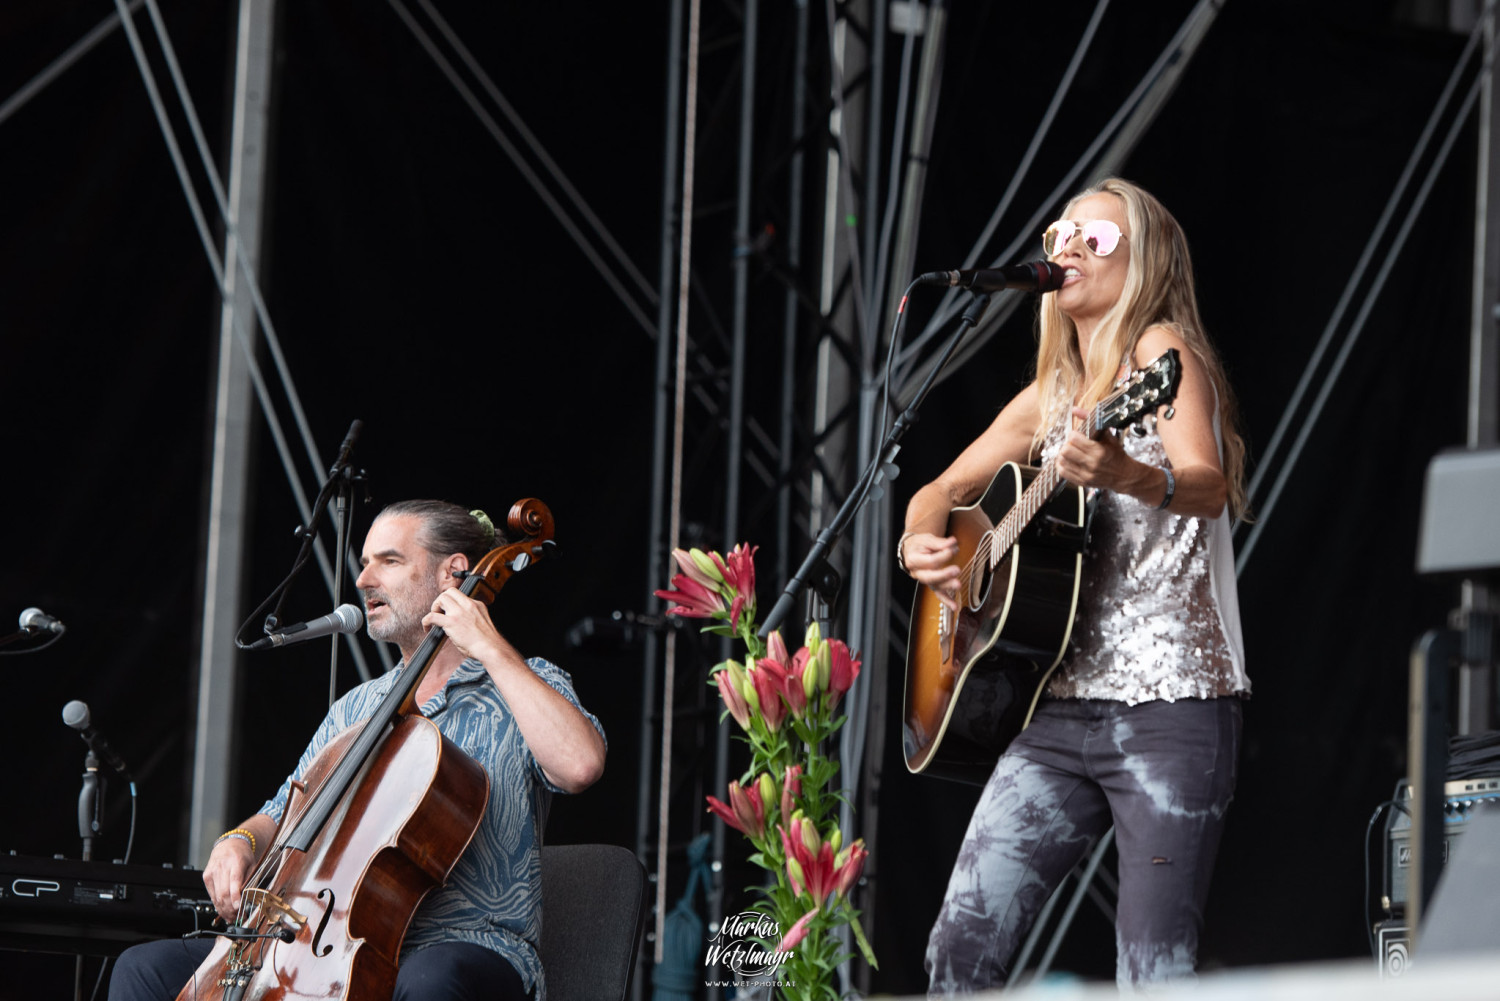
xmin=968 ymin=546 xmax=997 ymax=612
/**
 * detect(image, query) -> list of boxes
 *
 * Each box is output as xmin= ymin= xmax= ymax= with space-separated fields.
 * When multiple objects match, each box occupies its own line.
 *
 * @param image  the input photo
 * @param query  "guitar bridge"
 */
xmin=938 ymin=602 xmax=952 ymax=665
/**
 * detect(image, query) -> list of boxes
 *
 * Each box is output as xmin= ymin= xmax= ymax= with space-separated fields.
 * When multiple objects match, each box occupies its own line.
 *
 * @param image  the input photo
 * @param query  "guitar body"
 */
xmin=903 ymin=462 xmax=1088 ymax=785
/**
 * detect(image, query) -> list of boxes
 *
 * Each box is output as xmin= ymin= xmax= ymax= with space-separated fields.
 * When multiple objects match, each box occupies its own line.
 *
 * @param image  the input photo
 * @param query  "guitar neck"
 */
xmin=987 ymin=407 xmax=1102 ymax=565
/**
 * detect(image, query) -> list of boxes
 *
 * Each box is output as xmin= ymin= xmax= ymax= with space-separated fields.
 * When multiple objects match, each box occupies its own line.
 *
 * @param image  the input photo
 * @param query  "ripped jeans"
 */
xmin=926 ymin=697 xmax=1241 ymax=994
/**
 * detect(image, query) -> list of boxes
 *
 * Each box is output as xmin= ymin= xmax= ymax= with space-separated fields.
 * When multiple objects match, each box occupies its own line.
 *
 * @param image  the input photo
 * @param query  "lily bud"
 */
xmin=786 ymin=855 xmax=807 ymax=897
xmin=781 ymin=764 xmax=802 ymax=824
xmin=776 ymin=907 xmax=818 ymax=953
xmin=833 ymin=840 xmax=868 ymax=899
xmin=671 ymin=547 xmax=721 ymax=591
xmin=765 ymin=629 xmax=790 ymax=669
xmin=740 ymin=668 xmax=763 ymax=715
xmin=715 ymin=666 xmax=751 ymax=730
xmin=756 ymin=772 xmax=777 ymax=816
xmin=827 ymin=639 xmax=863 ymax=710
xmin=799 ymin=647 xmax=819 ymax=702
xmin=689 ymin=547 xmax=725 ymax=585
xmin=727 ymin=779 xmax=766 ymax=840
xmin=798 ymin=815 xmax=821 ymax=856
xmin=804 ymin=621 xmax=822 ymax=651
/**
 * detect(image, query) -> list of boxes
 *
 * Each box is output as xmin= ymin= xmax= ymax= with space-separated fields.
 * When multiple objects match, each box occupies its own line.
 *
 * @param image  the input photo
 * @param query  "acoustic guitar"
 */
xmin=902 ymin=350 xmax=1182 ymax=784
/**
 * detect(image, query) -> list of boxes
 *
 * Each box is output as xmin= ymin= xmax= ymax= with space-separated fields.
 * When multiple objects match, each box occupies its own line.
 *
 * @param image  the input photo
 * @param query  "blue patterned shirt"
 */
xmin=258 ymin=656 xmax=604 ymax=998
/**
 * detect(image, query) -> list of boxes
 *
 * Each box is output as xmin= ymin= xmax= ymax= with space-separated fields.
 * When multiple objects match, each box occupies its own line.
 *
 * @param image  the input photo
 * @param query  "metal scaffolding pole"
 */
xmin=190 ymin=0 xmax=278 ymax=862
xmin=707 ymin=0 xmax=760 ymax=959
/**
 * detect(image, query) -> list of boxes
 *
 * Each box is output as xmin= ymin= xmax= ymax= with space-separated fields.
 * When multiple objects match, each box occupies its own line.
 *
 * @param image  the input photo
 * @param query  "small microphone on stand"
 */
xmin=20 ymin=607 xmax=66 ymax=634
xmin=62 ymin=700 xmax=132 ymax=777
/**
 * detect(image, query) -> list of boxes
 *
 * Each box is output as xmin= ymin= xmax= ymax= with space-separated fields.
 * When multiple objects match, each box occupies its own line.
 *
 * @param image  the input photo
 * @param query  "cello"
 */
xmin=177 ymin=499 xmax=557 ymax=1001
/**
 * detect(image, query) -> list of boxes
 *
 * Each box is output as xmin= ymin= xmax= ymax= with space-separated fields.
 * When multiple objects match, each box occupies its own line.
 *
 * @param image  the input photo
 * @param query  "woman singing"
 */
xmin=901 ymin=178 xmax=1251 ymax=992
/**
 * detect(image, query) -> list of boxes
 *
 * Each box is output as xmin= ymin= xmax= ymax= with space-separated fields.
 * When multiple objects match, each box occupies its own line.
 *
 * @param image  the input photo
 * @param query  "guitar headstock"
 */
xmin=1093 ymin=348 xmax=1182 ymax=436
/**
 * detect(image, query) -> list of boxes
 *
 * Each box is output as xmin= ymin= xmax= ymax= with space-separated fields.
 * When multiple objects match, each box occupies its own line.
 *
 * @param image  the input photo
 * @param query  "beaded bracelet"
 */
xmin=216 ymin=827 xmax=257 ymax=855
xmin=1157 ymin=467 xmax=1176 ymax=510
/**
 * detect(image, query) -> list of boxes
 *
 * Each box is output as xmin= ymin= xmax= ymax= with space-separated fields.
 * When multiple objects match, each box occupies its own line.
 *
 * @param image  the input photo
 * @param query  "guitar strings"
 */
xmin=951 ymin=407 xmax=1097 ymax=601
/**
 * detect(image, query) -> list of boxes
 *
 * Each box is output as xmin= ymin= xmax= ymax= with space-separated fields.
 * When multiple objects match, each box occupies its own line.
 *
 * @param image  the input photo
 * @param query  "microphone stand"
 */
xmin=75 ymin=750 xmax=103 ymax=1001
xmin=759 ymin=292 xmax=993 ymax=638
xmin=234 ymin=420 xmax=365 ymax=654
xmin=327 ymin=462 xmax=366 ymax=706
xmin=77 ymin=750 xmax=102 ymax=861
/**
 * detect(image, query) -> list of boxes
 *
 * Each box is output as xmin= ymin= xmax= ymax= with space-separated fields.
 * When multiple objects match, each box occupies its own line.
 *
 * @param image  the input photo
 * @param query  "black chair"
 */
xmin=538 ymin=844 xmax=648 ymax=1001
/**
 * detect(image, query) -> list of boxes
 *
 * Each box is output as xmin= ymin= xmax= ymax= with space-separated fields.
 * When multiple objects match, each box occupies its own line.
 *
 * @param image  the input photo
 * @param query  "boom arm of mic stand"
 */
xmin=758 ymin=292 xmax=993 ymax=638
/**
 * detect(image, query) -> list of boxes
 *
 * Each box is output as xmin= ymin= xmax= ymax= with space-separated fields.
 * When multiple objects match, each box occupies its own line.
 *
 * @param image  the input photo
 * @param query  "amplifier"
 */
xmin=1384 ymin=777 xmax=1500 ymax=911
xmin=0 ymin=853 xmax=214 ymax=957
xmin=1374 ymin=918 xmax=1409 ymax=978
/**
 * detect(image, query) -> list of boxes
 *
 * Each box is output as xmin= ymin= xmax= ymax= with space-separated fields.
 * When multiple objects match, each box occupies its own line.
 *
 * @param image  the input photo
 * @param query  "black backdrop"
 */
xmin=0 ymin=0 xmax=1482 ymax=995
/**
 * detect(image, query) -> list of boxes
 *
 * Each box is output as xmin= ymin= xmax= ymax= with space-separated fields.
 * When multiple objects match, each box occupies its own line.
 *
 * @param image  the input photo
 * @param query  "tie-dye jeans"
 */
xmin=926 ymin=696 xmax=1241 ymax=994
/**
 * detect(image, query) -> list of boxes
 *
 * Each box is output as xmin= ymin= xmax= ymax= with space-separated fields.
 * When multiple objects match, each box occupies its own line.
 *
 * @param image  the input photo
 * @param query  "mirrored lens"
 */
xmin=1042 ymin=221 xmax=1078 ymax=257
xmin=1081 ymin=220 xmax=1122 ymax=256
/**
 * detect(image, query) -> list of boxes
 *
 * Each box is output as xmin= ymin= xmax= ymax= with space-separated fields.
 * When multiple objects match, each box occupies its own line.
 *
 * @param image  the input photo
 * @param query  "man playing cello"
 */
xmin=110 ymin=500 xmax=606 ymax=1001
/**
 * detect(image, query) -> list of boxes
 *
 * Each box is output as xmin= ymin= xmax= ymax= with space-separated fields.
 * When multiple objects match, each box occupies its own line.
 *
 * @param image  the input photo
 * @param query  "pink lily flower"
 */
xmin=714 ymin=543 xmax=757 ymax=601
xmin=781 ymin=815 xmax=838 ymax=906
xmin=653 ymin=571 xmax=726 ymax=620
xmin=713 ymin=544 xmax=757 ymax=631
xmin=826 ymin=639 xmax=862 ymax=710
xmin=776 ymin=907 xmax=818 ymax=953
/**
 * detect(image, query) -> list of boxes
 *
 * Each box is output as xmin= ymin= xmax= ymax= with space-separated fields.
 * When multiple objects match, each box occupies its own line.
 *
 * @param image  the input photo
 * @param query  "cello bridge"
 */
xmin=241 ymin=886 xmax=308 ymax=934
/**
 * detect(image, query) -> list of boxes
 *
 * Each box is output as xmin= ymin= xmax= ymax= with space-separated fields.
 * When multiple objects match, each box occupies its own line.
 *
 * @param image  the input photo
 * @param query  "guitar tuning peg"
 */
xmin=1162 ymin=406 xmax=1176 ymax=420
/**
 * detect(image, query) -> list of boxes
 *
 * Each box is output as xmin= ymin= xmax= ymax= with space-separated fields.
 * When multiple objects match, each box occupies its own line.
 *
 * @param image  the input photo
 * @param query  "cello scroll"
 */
xmin=458 ymin=498 xmax=557 ymax=604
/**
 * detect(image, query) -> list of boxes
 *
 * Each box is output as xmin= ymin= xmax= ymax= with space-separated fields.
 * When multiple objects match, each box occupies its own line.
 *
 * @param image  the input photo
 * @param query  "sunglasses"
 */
xmin=1042 ymin=219 xmax=1125 ymax=257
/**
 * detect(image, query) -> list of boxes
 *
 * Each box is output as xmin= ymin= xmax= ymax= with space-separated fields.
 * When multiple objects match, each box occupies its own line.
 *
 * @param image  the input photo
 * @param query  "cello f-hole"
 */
xmin=311 ymin=887 xmax=337 ymax=957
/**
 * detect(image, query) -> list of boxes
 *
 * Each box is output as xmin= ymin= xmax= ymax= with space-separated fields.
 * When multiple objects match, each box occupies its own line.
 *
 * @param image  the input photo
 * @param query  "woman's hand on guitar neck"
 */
xmin=901 ymin=532 xmax=961 ymax=612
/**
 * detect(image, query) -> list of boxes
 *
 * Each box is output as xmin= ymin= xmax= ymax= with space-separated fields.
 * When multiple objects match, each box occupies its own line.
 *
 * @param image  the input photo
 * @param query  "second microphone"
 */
xmin=246 ymin=605 xmax=364 ymax=651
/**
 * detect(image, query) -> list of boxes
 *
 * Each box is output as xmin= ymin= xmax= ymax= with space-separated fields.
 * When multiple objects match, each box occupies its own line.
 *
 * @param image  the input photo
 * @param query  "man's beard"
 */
xmin=363 ymin=588 xmax=430 ymax=649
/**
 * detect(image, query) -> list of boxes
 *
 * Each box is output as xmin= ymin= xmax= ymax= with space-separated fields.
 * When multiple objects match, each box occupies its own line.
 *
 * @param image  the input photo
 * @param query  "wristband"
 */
xmin=1157 ymin=467 xmax=1176 ymax=510
xmin=216 ymin=827 xmax=257 ymax=855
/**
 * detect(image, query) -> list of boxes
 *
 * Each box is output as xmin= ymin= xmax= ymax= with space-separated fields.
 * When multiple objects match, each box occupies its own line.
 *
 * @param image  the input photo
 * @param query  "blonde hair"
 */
xmin=1033 ymin=177 xmax=1251 ymax=520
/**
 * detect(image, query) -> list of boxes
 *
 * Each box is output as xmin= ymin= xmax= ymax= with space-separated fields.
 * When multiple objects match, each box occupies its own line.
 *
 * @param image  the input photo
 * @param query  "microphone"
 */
xmin=20 ymin=607 xmax=66 ymax=634
xmin=62 ymin=700 xmax=131 ymax=776
xmin=918 ymin=260 xmax=1067 ymax=293
xmin=245 ymin=604 xmax=364 ymax=651
xmin=328 ymin=419 xmax=363 ymax=476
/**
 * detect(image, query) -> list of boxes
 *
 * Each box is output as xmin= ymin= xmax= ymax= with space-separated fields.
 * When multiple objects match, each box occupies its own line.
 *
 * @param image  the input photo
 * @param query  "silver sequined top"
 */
xmin=1040 ymin=409 xmax=1249 ymax=705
